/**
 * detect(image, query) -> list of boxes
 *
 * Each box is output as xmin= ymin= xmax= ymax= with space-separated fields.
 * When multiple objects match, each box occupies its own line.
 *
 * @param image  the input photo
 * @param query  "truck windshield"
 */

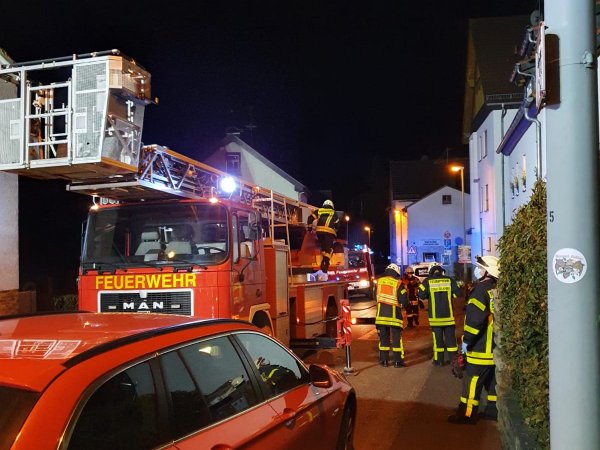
xmin=348 ymin=251 xmax=367 ymax=268
xmin=82 ymin=202 xmax=229 ymax=267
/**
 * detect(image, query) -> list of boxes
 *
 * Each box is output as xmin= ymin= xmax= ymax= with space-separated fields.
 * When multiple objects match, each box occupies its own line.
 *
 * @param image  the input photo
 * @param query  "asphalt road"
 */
xmin=300 ymin=295 xmax=502 ymax=450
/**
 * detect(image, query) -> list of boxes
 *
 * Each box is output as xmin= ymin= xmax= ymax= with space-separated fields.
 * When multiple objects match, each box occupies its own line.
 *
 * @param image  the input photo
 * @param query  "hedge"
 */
xmin=497 ymin=179 xmax=549 ymax=448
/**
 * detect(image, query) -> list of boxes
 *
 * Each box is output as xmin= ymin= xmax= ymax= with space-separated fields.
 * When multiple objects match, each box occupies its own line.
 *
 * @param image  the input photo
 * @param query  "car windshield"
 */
xmin=0 ymin=386 xmax=40 ymax=450
xmin=82 ymin=202 xmax=229 ymax=268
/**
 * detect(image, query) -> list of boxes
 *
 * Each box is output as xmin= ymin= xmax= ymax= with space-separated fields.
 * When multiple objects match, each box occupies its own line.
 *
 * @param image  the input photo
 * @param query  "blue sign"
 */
xmin=443 ymin=239 xmax=452 ymax=249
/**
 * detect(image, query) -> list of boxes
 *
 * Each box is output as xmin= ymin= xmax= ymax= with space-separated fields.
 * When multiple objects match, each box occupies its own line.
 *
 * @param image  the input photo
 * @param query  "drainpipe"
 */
xmin=500 ymin=104 xmax=508 ymax=228
xmin=523 ymin=103 xmax=543 ymax=179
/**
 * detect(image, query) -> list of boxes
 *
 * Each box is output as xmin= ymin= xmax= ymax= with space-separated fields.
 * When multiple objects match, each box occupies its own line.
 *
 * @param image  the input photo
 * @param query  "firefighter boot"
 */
xmin=480 ymin=402 xmax=498 ymax=421
xmin=393 ymin=359 xmax=405 ymax=368
xmin=447 ymin=403 xmax=478 ymax=425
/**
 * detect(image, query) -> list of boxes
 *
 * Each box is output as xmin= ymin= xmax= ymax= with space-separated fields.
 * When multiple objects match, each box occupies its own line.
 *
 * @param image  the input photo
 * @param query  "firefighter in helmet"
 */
xmin=402 ymin=266 xmax=423 ymax=327
xmin=307 ymin=199 xmax=340 ymax=272
xmin=448 ymin=255 xmax=500 ymax=424
xmin=375 ymin=263 xmax=408 ymax=367
xmin=418 ymin=265 xmax=460 ymax=365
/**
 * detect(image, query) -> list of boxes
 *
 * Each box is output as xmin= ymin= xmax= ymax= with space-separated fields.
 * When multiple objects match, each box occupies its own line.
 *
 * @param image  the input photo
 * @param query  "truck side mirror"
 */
xmin=248 ymin=212 xmax=261 ymax=240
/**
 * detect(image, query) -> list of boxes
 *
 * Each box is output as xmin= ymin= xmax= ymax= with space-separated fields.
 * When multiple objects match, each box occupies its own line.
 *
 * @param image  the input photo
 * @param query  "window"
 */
xmin=162 ymin=336 xmax=258 ymax=431
xmin=225 ymin=152 xmax=241 ymax=176
xmin=483 ymin=184 xmax=489 ymax=212
xmin=68 ymin=362 xmax=160 ymax=450
xmin=442 ymin=195 xmax=452 ymax=205
xmin=478 ymin=130 xmax=488 ymax=160
xmin=486 ymin=237 xmax=493 ymax=252
xmin=232 ymin=214 xmax=239 ymax=262
xmin=236 ymin=333 xmax=308 ymax=397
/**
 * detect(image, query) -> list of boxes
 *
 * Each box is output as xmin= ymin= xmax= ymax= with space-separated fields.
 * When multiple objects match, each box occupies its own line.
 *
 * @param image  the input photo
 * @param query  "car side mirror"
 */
xmin=309 ymin=364 xmax=333 ymax=388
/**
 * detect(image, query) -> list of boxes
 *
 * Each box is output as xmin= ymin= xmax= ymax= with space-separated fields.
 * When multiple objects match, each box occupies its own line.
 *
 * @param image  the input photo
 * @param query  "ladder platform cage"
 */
xmin=0 ymin=50 xmax=152 ymax=180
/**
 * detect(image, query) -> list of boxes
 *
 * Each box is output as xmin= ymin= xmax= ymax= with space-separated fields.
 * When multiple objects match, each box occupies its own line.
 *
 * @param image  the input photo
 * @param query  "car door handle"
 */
xmin=281 ymin=407 xmax=297 ymax=424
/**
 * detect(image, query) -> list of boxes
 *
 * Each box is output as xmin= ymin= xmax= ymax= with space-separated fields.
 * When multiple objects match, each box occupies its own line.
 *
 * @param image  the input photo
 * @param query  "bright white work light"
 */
xmin=219 ymin=176 xmax=237 ymax=194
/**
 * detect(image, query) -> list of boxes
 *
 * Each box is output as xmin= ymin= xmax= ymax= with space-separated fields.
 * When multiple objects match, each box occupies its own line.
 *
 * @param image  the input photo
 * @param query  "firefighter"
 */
xmin=307 ymin=199 xmax=340 ymax=272
xmin=375 ymin=263 xmax=408 ymax=368
xmin=448 ymin=255 xmax=500 ymax=424
xmin=402 ymin=267 xmax=422 ymax=327
xmin=418 ymin=265 xmax=460 ymax=366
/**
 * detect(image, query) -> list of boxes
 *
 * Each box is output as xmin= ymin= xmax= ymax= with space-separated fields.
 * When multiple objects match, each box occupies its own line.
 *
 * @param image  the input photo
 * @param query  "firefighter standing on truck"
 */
xmin=418 ymin=265 xmax=460 ymax=366
xmin=307 ymin=200 xmax=340 ymax=272
xmin=448 ymin=255 xmax=500 ymax=424
xmin=375 ymin=263 xmax=408 ymax=368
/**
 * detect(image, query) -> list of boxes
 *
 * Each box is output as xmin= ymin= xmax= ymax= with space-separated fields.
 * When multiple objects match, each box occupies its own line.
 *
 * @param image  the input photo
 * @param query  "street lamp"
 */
xmin=345 ymin=215 xmax=350 ymax=243
xmin=364 ymin=226 xmax=371 ymax=248
xmin=450 ymin=165 xmax=467 ymax=288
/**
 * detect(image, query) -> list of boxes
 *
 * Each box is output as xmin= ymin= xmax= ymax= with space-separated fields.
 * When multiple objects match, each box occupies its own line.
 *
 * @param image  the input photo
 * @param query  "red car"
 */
xmin=0 ymin=312 xmax=356 ymax=450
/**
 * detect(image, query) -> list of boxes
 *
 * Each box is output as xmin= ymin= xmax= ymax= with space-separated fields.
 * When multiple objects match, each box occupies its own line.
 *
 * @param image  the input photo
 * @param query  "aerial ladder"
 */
xmin=0 ymin=51 xmax=354 ymax=352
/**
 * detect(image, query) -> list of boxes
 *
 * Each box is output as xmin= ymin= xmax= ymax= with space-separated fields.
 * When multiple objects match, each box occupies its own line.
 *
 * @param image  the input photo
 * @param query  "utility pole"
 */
xmin=545 ymin=1 xmax=599 ymax=448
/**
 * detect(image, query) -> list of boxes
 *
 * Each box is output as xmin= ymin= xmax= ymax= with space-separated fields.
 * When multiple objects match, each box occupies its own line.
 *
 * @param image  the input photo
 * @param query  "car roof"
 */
xmin=0 ymin=312 xmax=252 ymax=392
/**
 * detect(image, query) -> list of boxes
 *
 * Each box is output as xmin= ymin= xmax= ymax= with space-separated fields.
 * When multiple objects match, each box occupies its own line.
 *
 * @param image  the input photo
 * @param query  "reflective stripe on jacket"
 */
xmin=308 ymin=207 xmax=339 ymax=236
xmin=418 ymin=275 xmax=459 ymax=326
xmin=375 ymin=276 xmax=406 ymax=328
xmin=463 ymin=278 xmax=496 ymax=365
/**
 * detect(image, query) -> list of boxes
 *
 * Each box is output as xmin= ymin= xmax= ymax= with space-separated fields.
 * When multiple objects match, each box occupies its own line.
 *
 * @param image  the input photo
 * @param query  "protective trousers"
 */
xmin=458 ymin=363 xmax=497 ymax=418
xmin=378 ymin=325 xmax=404 ymax=363
xmin=316 ymin=232 xmax=335 ymax=271
xmin=431 ymin=325 xmax=457 ymax=364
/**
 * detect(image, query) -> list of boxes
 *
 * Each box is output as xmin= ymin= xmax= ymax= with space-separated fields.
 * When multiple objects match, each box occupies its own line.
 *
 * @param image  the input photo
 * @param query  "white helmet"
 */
xmin=322 ymin=199 xmax=334 ymax=209
xmin=476 ymin=255 xmax=500 ymax=279
xmin=386 ymin=263 xmax=401 ymax=276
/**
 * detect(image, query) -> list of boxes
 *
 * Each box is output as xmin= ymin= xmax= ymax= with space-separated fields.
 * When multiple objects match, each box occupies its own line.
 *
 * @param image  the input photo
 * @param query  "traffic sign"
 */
xmin=443 ymin=239 xmax=452 ymax=249
xmin=407 ymin=245 xmax=417 ymax=255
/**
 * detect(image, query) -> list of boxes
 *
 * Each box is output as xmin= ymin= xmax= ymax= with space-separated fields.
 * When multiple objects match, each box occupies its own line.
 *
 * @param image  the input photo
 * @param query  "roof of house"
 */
xmin=470 ymin=15 xmax=529 ymax=101
xmin=220 ymin=134 xmax=307 ymax=193
xmin=406 ymin=185 xmax=467 ymax=209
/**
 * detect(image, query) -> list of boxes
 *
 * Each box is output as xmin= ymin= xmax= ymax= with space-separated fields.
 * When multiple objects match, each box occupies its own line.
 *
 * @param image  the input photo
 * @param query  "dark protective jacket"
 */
xmin=375 ymin=271 xmax=408 ymax=328
xmin=307 ymin=207 xmax=340 ymax=236
xmin=402 ymin=274 xmax=421 ymax=305
xmin=462 ymin=277 xmax=496 ymax=366
xmin=418 ymin=274 xmax=459 ymax=326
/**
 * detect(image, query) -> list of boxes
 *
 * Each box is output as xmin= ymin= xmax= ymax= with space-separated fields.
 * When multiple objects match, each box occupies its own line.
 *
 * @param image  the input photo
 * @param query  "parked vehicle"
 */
xmin=0 ymin=312 xmax=356 ymax=450
xmin=330 ymin=246 xmax=376 ymax=299
xmin=0 ymin=52 xmax=348 ymax=349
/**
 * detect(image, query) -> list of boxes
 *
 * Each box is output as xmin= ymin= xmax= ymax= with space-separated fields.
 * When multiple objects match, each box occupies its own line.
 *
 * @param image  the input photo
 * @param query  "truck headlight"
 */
xmin=358 ymin=279 xmax=369 ymax=288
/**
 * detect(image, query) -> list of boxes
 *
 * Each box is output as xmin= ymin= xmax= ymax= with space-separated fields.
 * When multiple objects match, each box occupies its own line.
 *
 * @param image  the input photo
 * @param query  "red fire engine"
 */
xmin=329 ymin=245 xmax=376 ymax=298
xmin=0 ymin=51 xmax=348 ymax=348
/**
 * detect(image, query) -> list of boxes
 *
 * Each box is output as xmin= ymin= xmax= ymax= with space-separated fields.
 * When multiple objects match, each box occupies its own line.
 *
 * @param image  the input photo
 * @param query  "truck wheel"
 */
xmin=252 ymin=312 xmax=273 ymax=336
xmin=325 ymin=298 xmax=338 ymax=337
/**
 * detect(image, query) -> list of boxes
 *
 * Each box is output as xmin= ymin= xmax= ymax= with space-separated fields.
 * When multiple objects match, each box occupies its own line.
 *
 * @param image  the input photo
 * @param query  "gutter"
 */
xmin=495 ymin=98 xmax=537 ymax=156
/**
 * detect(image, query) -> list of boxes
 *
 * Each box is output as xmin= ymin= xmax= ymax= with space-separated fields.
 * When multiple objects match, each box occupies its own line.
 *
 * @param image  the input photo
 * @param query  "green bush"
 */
xmin=53 ymin=294 xmax=78 ymax=311
xmin=497 ymin=179 xmax=549 ymax=448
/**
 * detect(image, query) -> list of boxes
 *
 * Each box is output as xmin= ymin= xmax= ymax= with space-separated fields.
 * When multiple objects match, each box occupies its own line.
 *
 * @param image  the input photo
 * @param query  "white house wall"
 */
xmin=406 ymin=186 xmax=471 ymax=275
xmin=232 ymin=143 xmax=299 ymax=200
xmin=468 ymin=107 xmax=544 ymax=260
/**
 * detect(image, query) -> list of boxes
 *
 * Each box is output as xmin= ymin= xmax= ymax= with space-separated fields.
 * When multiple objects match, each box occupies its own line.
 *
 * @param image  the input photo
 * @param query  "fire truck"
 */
xmin=0 ymin=50 xmax=348 ymax=348
xmin=328 ymin=245 xmax=375 ymax=298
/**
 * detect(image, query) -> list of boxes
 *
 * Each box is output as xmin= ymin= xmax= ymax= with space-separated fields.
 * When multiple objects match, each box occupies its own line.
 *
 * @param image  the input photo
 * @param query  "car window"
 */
xmin=0 ymin=387 xmax=40 ymax=450
xmin=160 ymin=351 xmax=212 ymax=439
xmin=68 ymin=362 xmax=160 ymax=450
xmin=175 ymin=336 xmax=259 ymax=424
xmin=236 ymin=333 xmax=308 ymax=397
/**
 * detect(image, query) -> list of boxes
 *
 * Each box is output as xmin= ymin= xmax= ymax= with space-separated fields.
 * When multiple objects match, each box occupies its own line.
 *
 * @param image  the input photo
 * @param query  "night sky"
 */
xmin=3 ymin=1 xmax=540 ymax=299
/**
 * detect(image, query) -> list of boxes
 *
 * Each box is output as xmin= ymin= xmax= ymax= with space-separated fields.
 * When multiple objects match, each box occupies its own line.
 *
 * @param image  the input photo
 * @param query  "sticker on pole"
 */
xmin=552 ymin=248 xmax=587 ymax=284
